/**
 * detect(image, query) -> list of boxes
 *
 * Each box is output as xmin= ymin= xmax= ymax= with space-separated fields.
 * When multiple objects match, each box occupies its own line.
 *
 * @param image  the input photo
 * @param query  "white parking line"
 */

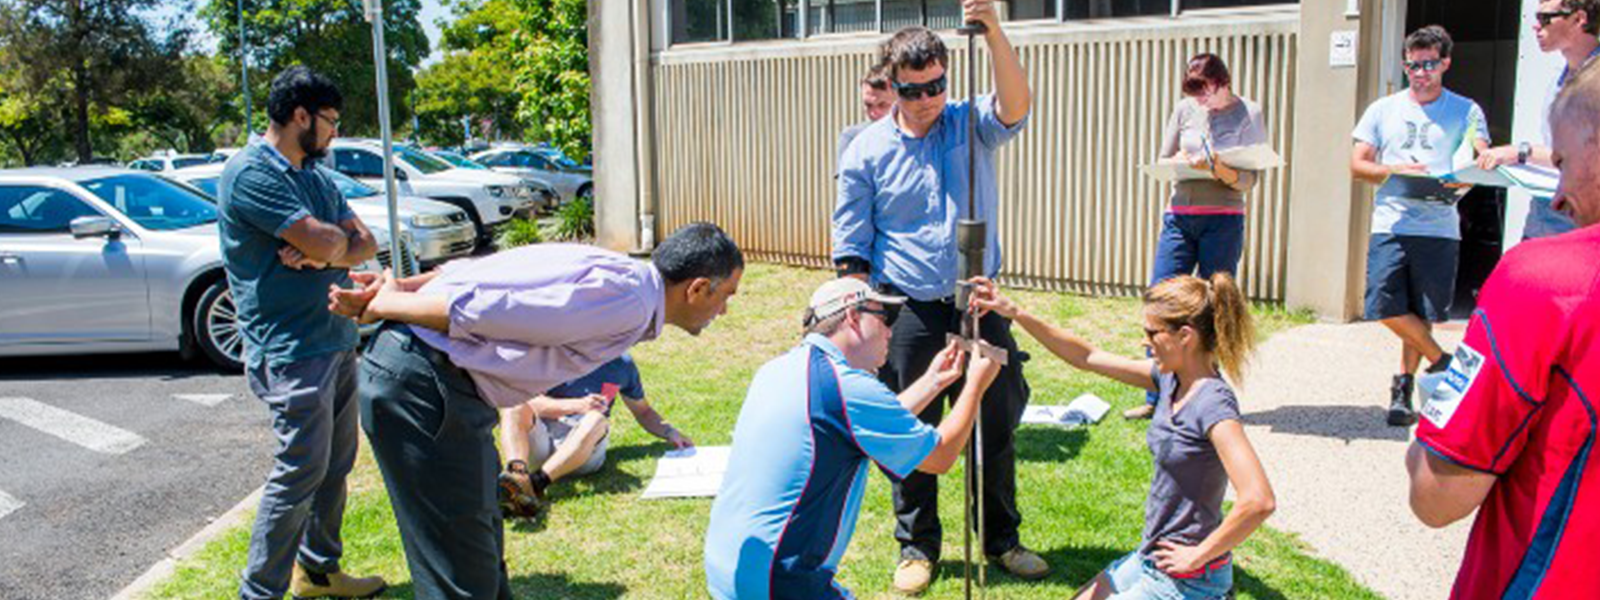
xmin=0 ymin=489 xmax=22 ymax=520
xmin=0 ymin=397 xmax=145 ymax=455
xmin=173 ymin=394 xmax=233 ymax=407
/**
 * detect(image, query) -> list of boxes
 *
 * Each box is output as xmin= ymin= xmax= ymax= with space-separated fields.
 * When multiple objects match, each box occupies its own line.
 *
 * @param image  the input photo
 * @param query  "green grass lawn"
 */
xmin=147 ymin=263 xmax=1380 ymax=599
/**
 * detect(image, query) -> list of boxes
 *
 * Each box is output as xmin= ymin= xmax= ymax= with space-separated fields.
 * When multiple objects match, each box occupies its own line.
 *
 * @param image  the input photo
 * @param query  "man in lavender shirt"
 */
xmin=330 ymin=222 xmax=743 ymax=599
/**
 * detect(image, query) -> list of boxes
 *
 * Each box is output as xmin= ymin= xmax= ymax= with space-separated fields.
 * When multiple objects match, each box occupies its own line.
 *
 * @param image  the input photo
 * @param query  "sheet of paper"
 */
xmin=1216 ymin=145 xmax=1284 ymax=170
xmin=1020 ymin=394 xmax=1110 ymax=427
xmin=1499 ymin=164 xmax=1560 ymax=195
xmin=1140 ymin=161 xmax=1213 ymax=183
xmin=641 ymin=445 xmax=732 ymax=500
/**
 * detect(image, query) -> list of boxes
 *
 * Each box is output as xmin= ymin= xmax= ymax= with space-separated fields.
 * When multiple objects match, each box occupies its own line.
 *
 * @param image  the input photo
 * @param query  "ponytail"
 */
xmin=1144 ymin=273 xmax=1258 ymax=384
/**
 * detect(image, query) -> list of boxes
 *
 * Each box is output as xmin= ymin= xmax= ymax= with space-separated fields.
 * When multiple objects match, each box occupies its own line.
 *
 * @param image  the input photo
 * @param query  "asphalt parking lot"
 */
xmin=0 ymin=352 xmax=268 ymax=599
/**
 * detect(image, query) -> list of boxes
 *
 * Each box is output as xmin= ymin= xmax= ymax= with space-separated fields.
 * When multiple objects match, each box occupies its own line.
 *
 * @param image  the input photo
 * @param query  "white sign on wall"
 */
xmin=1330 ymin=30 xmax=1359 ymax=68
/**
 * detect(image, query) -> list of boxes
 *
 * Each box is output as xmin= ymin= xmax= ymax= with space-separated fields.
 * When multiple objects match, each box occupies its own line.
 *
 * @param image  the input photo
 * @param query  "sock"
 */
xmin=531 ymin=470 xmax=552 ymax=494
xmin=1426 ymin=353 xmax=1453 ymax=374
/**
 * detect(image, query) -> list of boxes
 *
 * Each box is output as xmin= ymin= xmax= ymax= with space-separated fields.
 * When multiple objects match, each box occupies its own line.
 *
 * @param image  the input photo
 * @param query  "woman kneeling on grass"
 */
xmin=970 ymin=273 xmax=1275 ymax=599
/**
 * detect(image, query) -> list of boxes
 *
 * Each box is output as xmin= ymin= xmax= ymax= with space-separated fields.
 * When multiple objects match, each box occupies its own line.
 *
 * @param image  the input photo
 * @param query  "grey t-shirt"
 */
xmin=1140 ymin=368 xmax=1242 ymax=557
xmin=1158 ymin=97 xmax=1268 ymax=212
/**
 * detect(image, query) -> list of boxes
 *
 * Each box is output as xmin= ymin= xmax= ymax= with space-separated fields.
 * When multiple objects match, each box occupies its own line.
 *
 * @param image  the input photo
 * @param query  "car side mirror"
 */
xmin=393 ymin=169 xmax=408 ymax=181
xmin=70 ymin=215 xmax=121 ymax=240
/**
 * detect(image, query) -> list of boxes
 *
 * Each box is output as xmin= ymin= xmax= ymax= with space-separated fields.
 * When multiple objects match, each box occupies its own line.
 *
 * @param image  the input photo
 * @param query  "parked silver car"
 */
xmin=471 ymin=146 xmax=593 ymax=204
xmin=168 ymin=163 xmax=477 ymax=268
xmin=128 ymin=153 xmax=216 ymax=172
xmin=0 ymin=167 xmax=401 ymax=371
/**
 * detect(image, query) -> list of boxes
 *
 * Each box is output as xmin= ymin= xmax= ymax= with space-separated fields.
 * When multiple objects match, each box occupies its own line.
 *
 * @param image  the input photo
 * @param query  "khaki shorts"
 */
xmin=528 ymin=414 xmax=608 ymax=476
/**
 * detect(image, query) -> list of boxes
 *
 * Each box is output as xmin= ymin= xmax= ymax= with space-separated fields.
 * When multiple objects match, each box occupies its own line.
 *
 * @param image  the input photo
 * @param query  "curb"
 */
xmin=110 ymin=486 xmax=264 ymax=600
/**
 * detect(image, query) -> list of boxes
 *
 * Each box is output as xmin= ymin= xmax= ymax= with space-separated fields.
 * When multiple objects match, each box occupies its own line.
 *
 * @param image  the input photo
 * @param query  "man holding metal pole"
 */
xmin=832 ymin=0 xmax=1041 ymax=593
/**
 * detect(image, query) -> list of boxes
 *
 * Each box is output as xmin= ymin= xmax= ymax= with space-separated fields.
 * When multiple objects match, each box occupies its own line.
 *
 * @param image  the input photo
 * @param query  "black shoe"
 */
xmin=1426 ymin=352 xmax=1453 ymax=374
xmin=1387 ymin=374 xmax=1417 ymax=427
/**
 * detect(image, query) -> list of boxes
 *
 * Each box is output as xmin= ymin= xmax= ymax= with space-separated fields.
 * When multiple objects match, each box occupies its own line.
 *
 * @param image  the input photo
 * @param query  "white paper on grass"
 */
xmin=641 ymin=445 xmax=732 ymax=499
xmin=1021 ymin=394 xmax=1111 ymax=427
xmin=1139 ymin=145 xmax=1285 ymax=183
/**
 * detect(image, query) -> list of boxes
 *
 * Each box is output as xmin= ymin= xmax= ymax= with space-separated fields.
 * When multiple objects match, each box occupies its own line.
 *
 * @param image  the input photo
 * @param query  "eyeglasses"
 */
xmin=1403 ymin=59 xmax=1444 ymax=73
xmin=1536 ymin=9 xmax=1576 ymax=26
xmin=314 ymin=112 xmax=341 ymax=131
xmin=893 ymin=75 xmax=948 ymax=101
xmin=857 ymin=304 xmax=900 ymax=328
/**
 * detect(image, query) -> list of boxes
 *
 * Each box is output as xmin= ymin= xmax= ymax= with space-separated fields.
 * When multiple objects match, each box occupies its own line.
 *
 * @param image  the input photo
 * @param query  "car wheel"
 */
xmin=193 ymin=280 xmax=245 ymax=371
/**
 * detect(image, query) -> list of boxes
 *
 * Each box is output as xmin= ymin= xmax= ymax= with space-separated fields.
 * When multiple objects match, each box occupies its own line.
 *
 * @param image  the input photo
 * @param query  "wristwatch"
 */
xmin=1517 ymin=142 xmax=1532 ymax=165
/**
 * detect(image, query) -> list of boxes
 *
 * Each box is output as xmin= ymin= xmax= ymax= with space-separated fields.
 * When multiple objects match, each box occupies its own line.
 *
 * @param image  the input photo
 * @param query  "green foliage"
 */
xmin=199 ymin=0 xmax=429 ymax=138
xmin=494 ymin=216 xmax=544 ymax=250
xmin=0 ymin=0 xmax=192 ymax=162
xmin=412 ymin=0 xmax=527 ymax=147
xmin=549 ymin=196 xmax=594 ymax=241
xmin=127 ymin=54 xmax=241 ymax=154
xmin=508 ymin=0 xmax=590 ymax=161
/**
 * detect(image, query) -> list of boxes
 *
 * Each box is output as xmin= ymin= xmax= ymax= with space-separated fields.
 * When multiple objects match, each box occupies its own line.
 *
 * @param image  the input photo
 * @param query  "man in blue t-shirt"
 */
xmin=703 ymin=278 xmax=1001 ymax=600
xmin=1350 ymin=25 xmax=1490 ymax=428
xmin=495 ymin=354 xmax=694 ymax=516
xmin=218 ymin=66 xmax=384 ymax=599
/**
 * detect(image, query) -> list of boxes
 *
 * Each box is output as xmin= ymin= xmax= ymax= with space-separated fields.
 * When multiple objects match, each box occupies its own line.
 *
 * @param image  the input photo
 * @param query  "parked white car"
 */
xmin=128 ymin=152 xmax=216 ymax=172
xmin=167 ymin=163 xmax=476 ymax=268
xmin=0 ymin=167 xmax=404 ymax=371
xmin=328 ymin=139 xmax=538 ymax=245
xmin=471 ymin=145 xmax=593 ymax=203
xmin=424 ymin=147 xmax=561 ymax=212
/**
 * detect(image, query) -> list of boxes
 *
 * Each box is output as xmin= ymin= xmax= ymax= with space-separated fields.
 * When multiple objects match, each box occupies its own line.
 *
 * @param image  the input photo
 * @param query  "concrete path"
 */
xmin=1237 ymin=322 xmax=1471 ymax=600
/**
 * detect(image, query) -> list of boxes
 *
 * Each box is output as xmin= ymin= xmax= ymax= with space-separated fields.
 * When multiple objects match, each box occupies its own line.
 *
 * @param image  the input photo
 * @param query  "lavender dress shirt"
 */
xmin=410 ymin=244 xmax=667 ymax=408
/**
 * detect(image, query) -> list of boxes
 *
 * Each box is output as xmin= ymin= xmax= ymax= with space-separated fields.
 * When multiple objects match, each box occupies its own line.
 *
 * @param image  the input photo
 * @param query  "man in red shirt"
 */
xmin=1405 ymin=58 xmax=1600 ymax=599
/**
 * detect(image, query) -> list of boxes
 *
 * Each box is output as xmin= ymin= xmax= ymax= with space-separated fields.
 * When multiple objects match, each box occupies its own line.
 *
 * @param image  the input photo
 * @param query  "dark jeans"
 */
xmin=1146 ymin=212 xmax=1245 ymax=405
xmin=359 ymin=323 xmax=512 ymax=600
xmin=880 ymin=292 xmax=1031 ymax=561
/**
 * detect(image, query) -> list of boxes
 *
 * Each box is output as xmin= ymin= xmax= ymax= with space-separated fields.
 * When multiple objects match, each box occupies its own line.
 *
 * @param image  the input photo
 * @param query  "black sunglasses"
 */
xmin=1536 ymin=9 xmax=1576 ymax=26
xmin=857 ymin=304 xmax=900 ymax=327
xmin=1403 ymin=59 xmax=1444 ymax=73
xmin=893 ymin=75 xmax=948 ymax=101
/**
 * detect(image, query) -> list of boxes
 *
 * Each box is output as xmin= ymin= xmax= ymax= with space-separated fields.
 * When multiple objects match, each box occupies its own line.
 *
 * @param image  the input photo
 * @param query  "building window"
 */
xmin=808 ymin=0 xmax=879 ymax=35
xmin=671 ymin=0 xmax=731 ymax=43
xmin=1181 ymin=0 xmax=1296 ymax=9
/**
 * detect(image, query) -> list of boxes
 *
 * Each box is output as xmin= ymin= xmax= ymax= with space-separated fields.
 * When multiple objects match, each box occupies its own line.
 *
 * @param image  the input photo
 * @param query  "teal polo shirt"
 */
xmin=217 ymin=140 xmax=359 ymax=368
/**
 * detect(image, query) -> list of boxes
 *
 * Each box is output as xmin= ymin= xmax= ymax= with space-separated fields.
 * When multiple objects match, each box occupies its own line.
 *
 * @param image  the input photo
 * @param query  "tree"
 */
xmin=128 ymin=54 xmax=240 ymax=153
xmin=0 ymin=72 xmax=67 ymax=166
xmin=0 ymin=0 xmax=192 ymax=162
xmin=201 ymin=0 xmax=429 ymax=138
xmin=509 ymin=0 xmax=589 ymax=161
xmin=411 ymin=0 xmax=525 ymax=147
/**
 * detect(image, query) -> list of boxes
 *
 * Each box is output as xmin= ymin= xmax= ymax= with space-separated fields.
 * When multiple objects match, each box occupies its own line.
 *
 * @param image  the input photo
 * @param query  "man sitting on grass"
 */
xmin=496 ymin=354 xmax=694 ymax=517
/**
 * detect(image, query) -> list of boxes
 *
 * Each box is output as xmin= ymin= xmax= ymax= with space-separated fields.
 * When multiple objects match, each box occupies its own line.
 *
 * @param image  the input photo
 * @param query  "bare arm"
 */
xmin=326 ymin=217 xmax=378 ymax=268
xmin=1405 ymin=441 xmax=1497 ymax=528
xmin=280 ymin=215 xmax=352 ymax=264
xmin=1156 ymin=420 xmax=1276 ymax=571
xmin=897 ymin=339 xmax=965 ymax=414
xmin=969 ymin=279 xmax=1155 ymax=390
xmin=968 ymin=0 xmax=1030 ymax=125
xmin=622 ymin=397 xmax=693 ymax=448
xmin=916 ymin=348 xmax=1002 ymax=474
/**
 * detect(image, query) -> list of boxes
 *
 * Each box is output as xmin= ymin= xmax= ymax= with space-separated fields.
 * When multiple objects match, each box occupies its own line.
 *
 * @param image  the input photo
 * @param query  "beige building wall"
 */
xmin=592 ymin=2 xmax=1386 ymax=317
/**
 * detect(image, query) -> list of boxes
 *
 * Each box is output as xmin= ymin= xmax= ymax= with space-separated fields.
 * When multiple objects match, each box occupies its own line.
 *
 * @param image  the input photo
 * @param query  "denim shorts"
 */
xmin=1105 ymin=551 xmax=1233 ymax=600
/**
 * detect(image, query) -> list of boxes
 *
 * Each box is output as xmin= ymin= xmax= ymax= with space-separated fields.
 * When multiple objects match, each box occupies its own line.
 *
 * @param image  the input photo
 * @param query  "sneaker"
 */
xmin=289 ymin=563 xmax=386 ymax=599
xmin=892 ymin=558 xmax=935 ymax=595
xmin=497 ymin=469 xmax=545 ymax=519
xmin=1122 ymin=404 xmax=1155 ymax=420
xmin=992 ymin=545 xmax=1050 ymax=580
xmin=1387 ymin=374 xmax=1417 ymax=427
xmin=1426 ymin=352 xmax=1454 ymax=374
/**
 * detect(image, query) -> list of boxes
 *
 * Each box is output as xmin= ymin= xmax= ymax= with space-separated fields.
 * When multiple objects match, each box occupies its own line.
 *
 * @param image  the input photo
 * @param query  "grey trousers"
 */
xmin=238 ymin=351 xmax=360 ymax=600
xmin=359 ymin=323 xmax=512 ymax=600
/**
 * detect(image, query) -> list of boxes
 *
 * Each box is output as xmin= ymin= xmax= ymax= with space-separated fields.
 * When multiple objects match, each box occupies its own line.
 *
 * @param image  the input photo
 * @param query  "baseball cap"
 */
xmin=805 ymin=278 xmax=906 ymax=326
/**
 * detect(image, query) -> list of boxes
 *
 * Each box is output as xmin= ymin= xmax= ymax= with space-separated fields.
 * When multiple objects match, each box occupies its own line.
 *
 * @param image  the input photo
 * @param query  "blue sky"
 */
xmin=150 ymin=0 xmax=453 ymax=67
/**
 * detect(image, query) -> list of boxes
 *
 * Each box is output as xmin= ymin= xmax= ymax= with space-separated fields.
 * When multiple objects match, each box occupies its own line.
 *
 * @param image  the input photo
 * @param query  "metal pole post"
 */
xmin=364 ymin=0 xmax=406 ymax=276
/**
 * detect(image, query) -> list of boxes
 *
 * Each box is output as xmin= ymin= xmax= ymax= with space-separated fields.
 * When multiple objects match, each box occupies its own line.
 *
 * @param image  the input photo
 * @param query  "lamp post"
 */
xmin=363 ymin=0 xmax=407 ymax=276
xmin=238 ymin=0 xmax=251 ymax=136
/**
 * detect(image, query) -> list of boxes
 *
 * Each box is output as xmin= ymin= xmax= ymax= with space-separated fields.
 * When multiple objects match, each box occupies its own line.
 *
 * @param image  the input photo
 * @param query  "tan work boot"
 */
xmin=290 ymin=563 xmax=387 ymax=599
xmin=1122 ymin=404 xmax=1155 ymax=420
xmin=992 ymin=546 xmax=1050 ymax=580
xmin=892 ymin=558 xmax=935 ymax=595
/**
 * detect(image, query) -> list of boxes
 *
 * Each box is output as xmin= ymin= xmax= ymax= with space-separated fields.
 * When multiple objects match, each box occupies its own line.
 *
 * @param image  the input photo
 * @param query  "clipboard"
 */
xmin=1378 ymin=173 xmax=1472 ymax=205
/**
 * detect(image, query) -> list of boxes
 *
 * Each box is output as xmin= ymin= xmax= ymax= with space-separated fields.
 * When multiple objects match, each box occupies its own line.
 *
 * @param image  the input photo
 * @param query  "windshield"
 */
xmin=189 ymin=177 xmax=220 ymax=197
xmin=542 ymin=151 xmax=581 ymax=170
xmin=172 ymin=157 xmax=212 ymax=170
xmin=81 ymin=174 xmax=218 ymax=230
xmin=433 ymin=151 xmax=488 ymax=170
xmin=395 ymin=145 xmax=452 ymax=175
xmin=319 ymin=167 xmax=380 ymax=199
